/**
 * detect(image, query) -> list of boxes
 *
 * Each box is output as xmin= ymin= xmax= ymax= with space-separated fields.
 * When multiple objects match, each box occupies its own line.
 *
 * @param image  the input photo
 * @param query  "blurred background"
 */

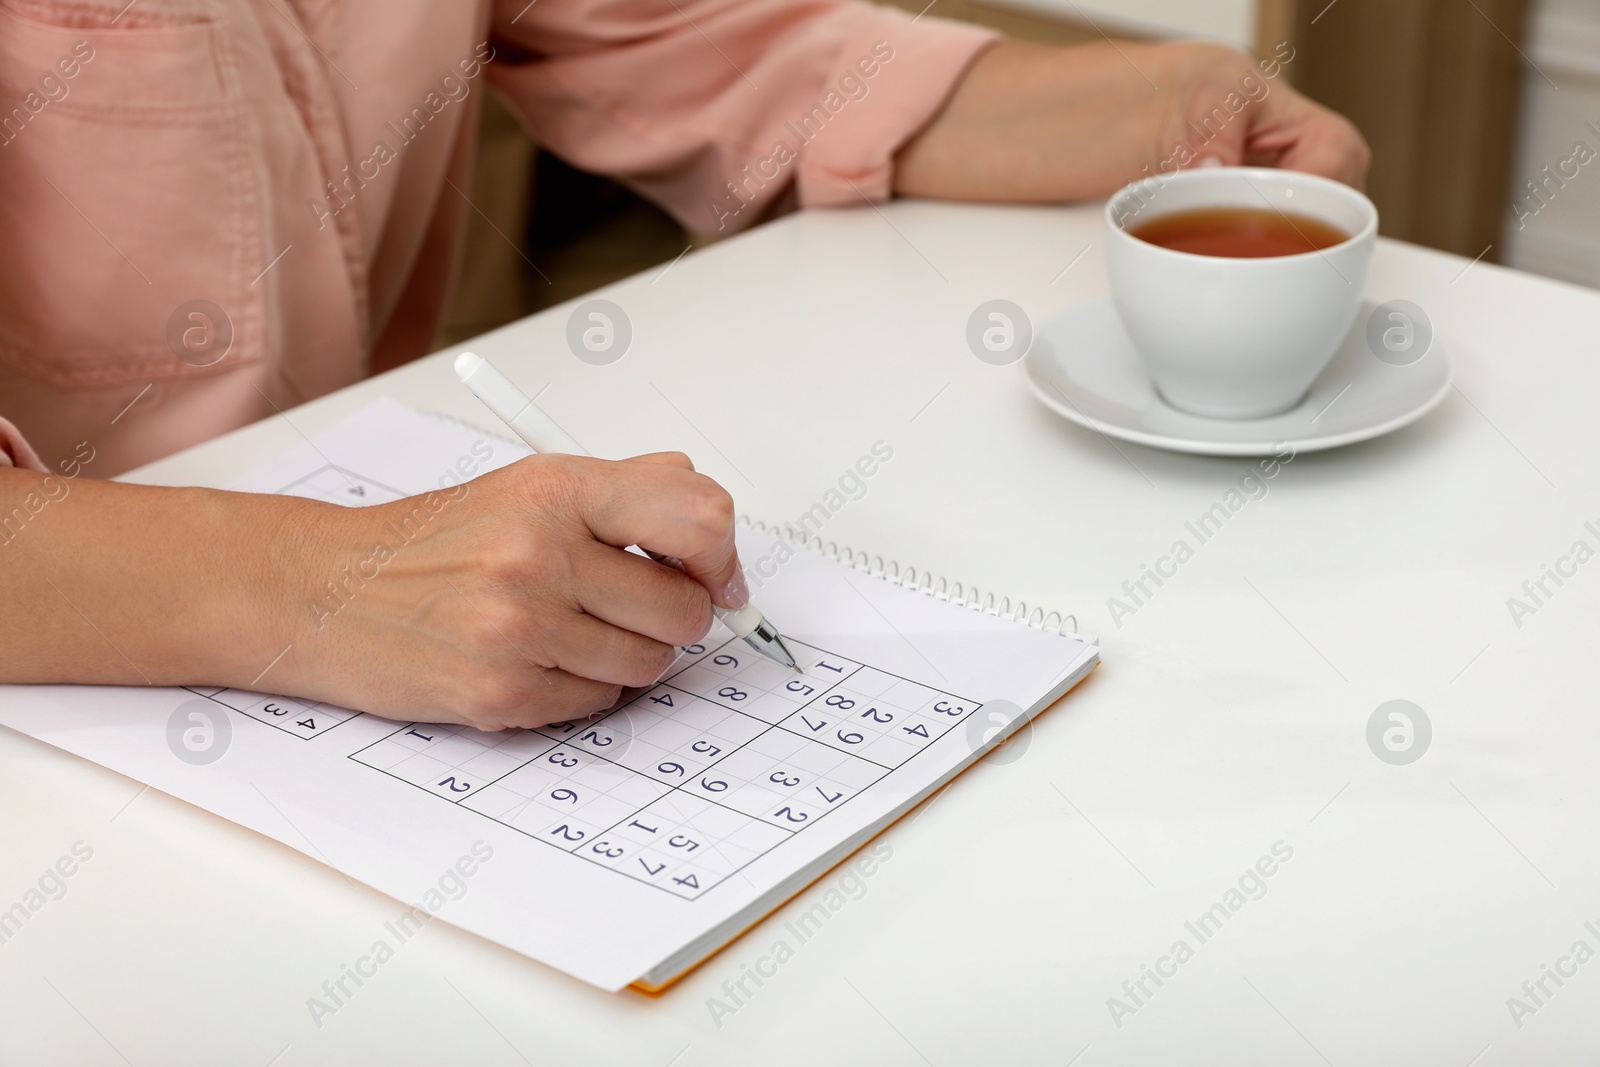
xmin=440 ymin=0 xmax=1589 ymax=347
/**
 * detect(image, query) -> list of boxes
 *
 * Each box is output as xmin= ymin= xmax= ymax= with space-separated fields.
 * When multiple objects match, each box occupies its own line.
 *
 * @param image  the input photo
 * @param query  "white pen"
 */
xmin=454 ymin=350 xmax=800 ymax=672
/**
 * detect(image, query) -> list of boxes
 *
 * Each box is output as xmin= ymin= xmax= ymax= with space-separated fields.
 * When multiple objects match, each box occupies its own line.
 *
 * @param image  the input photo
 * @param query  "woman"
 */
xmin=0 ymin=0 xmax=1367 ymax=726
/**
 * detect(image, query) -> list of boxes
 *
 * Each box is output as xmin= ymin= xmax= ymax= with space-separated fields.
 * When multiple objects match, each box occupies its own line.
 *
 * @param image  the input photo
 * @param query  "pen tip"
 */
xmin=773 ymin=636 xmax=801 ymax=673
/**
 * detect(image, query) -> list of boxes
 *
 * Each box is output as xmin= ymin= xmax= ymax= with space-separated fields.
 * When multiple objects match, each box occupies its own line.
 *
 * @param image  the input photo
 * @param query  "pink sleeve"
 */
xmin=488 ymin=0 xmax=998 ymax=234
xmin=0 ymin=418 xmax=47 ymax=473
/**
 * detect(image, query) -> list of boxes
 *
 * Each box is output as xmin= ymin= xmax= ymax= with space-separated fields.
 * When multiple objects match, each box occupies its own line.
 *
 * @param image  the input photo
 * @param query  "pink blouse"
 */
xmin=0 ymin=0 xmax=995 ymax=476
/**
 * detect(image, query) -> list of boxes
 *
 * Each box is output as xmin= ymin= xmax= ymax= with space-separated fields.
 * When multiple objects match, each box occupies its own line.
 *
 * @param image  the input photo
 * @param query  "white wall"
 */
xmin=981 ymin=0 xmax=1257 ymax=49
xmin=1503 ymin=0 xmax=1600 ymax=288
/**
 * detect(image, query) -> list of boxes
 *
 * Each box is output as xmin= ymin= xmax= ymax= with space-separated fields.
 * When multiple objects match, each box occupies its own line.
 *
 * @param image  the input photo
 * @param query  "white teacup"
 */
xmin=1105 ymin=167 xmax=1378 ymax=420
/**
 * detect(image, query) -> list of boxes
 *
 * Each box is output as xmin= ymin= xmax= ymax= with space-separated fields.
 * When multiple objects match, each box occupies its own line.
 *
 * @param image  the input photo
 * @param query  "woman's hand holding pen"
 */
xmin=279 ymin=451 xmax=748 ymax=729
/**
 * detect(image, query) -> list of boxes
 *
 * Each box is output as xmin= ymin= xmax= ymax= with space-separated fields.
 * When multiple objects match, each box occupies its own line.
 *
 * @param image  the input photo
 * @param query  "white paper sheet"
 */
xmin=0 ymin=398 xmax=1098 ymax=990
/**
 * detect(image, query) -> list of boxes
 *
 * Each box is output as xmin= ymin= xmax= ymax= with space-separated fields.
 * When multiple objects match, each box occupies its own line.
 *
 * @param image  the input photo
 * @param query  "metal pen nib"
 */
xmin=742 ymin=616 xmax=802 ymax=673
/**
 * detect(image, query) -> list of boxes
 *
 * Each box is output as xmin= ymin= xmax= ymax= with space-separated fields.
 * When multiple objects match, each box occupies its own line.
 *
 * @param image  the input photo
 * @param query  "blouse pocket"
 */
xmin=0 ymin=0 xmax=262 ymax=389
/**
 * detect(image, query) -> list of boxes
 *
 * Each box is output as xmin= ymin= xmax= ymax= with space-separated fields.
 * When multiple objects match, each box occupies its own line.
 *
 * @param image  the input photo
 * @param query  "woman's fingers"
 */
xmin=571 ymin=541 xmax=713 ymax=649
xmin=561 ymin=455 xmax=748 ymax=609
xmin=464 ymin=665 xmax=624 ymax=731
xmin=538 ymin=606 xmax=685 ymax=690
xmin=1245 ymin=88 xmax=1372 ymax=188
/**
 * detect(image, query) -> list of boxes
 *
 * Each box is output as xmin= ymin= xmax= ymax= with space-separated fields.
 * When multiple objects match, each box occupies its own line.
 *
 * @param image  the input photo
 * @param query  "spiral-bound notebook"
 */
xmin=0 ymin=398 xmax=1099 ymax=991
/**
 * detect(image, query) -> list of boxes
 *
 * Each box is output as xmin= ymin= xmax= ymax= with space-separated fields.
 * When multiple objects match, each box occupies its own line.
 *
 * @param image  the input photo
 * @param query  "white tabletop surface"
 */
xmin=985 ymin=0 xmax=1255 ymax=49
xmin=6 ymin=199 xmax=1600 ymax=1065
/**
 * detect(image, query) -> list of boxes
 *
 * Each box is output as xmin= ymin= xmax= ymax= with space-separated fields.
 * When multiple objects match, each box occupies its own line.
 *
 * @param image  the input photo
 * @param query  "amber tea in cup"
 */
xmin=1127 ymin=206 xmax=1349 ymax=258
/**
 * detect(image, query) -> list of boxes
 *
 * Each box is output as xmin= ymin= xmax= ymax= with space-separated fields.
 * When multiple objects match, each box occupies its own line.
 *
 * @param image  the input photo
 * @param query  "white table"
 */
xmin=989 ymin=0 xmax=1256 ymax=49
xmin=5 ymin=200 xmax=1600 ymax=1065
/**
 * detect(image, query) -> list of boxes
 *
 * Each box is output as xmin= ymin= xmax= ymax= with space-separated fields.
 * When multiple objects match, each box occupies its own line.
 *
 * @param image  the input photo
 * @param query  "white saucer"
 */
xmin=1023 ymin=296 xmax=1453 ymax=456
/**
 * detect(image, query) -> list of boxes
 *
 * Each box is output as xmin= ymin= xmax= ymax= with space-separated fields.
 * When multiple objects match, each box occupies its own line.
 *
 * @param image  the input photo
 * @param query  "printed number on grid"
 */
xmin=349 ymin=636 xmax=981 ymax=899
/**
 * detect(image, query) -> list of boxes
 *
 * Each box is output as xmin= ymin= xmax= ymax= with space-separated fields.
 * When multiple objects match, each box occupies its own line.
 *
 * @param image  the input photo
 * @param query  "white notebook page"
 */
xmin=0 ymin=398 xmax=1098 ymax=990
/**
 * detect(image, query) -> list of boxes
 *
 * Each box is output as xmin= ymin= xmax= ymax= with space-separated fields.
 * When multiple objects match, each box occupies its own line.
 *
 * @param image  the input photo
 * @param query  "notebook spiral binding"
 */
xmin=741 ymin=516 xmax=1078 ymax=636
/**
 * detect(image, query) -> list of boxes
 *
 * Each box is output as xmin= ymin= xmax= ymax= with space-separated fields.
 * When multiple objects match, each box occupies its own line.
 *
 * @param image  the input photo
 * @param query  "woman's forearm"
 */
xmin=0 ymin=470 xmax=316 ymax=688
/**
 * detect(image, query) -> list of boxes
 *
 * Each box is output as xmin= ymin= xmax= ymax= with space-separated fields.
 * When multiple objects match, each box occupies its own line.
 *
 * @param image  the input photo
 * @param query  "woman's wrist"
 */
xmin=197 ymin=487 xmax=357 ymax=696
xmin=0 ymin=472 xmax=348 ymax=691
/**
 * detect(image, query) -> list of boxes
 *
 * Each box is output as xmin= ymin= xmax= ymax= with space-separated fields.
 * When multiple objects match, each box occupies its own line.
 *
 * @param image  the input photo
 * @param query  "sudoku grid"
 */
xmin=188 ymin=462 xmax=985 ymax=899
xmin=348 ymin=637 xmax=983 ymax=899
xmin=183 ymin=687 xmax=364 ymax=740
xmin=273 ymin=464 xmax=408 ymax=507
